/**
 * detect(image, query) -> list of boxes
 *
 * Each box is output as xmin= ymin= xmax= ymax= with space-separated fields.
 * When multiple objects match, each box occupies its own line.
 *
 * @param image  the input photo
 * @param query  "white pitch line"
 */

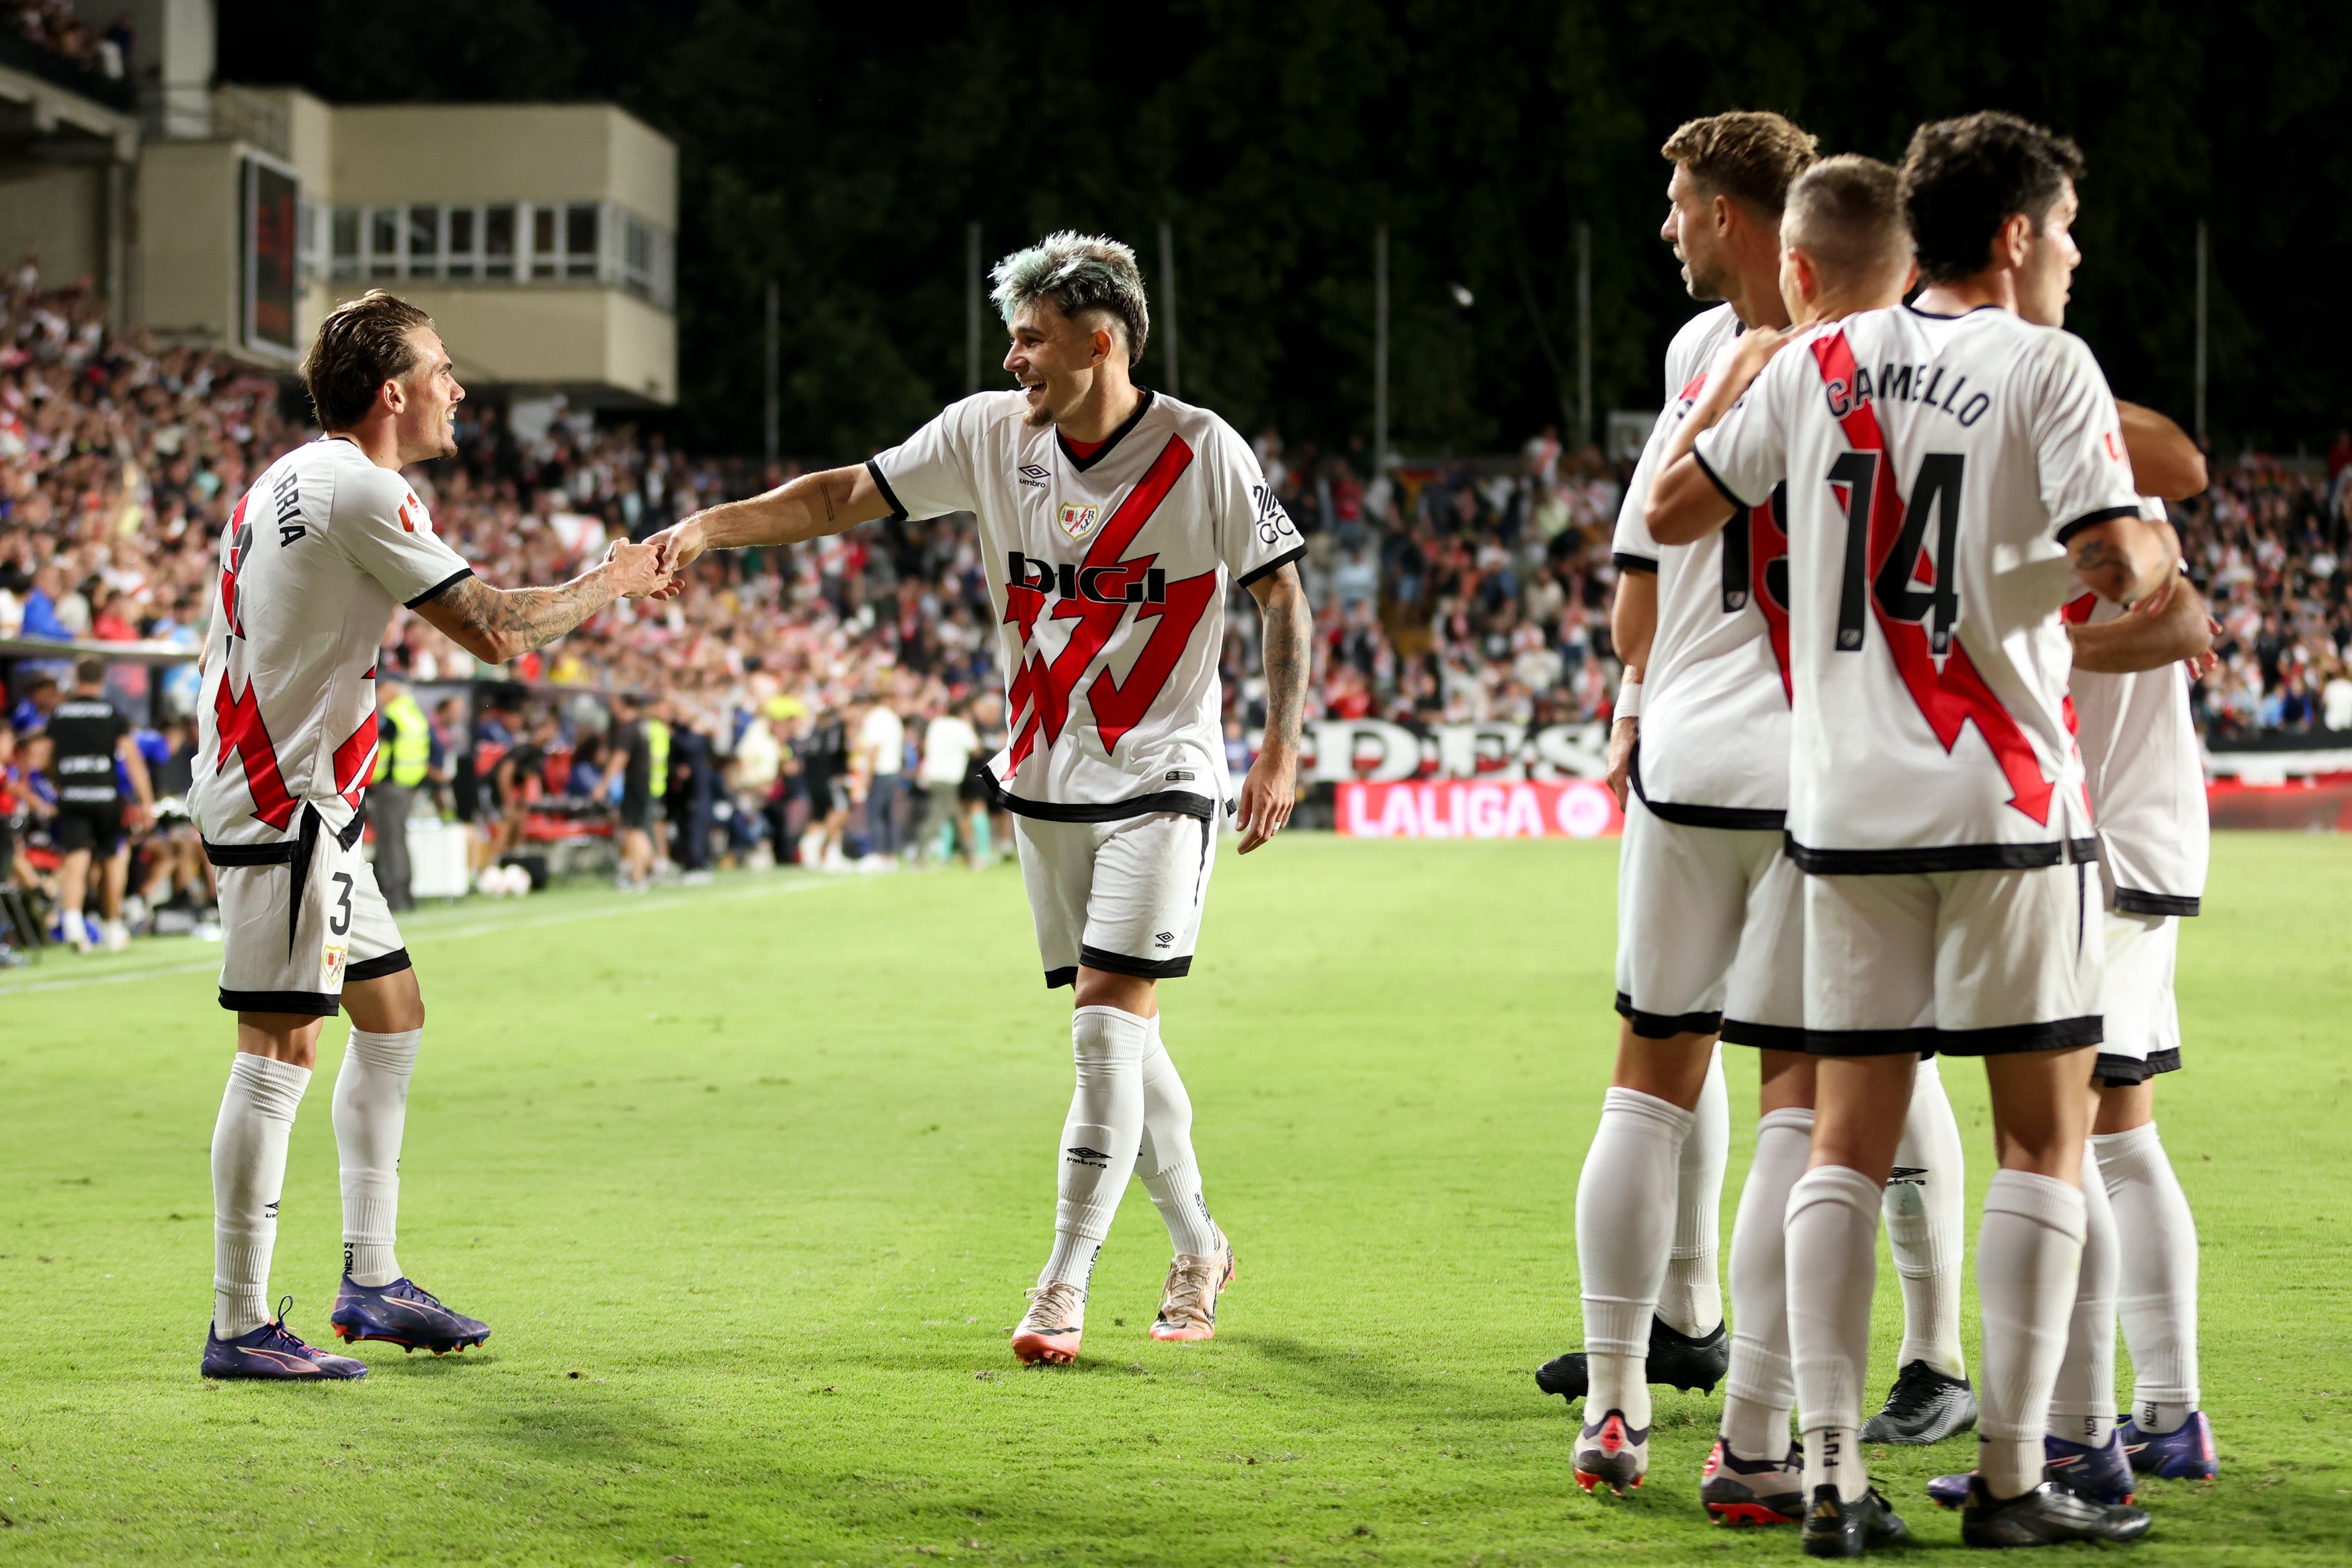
xmin=0 ymin=873 xmax=873 ymax=999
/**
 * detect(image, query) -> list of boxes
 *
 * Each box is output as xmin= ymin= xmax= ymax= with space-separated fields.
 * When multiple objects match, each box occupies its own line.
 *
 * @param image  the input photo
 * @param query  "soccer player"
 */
xmin=195 ymin=290 xmax=672 ymax=1380
xmin=649 ymin=233 xmax=1312 ymax=1364
xmin=46 ymin=656 xmax=154 ymax=953
xmin=2074 ymin=576 xmax=2222 ymax=1483
xmin=1647 ymin=112 xmax=2173 ymax=1550
xmin=1923 ymin=482 xmax=2216 ymax=1514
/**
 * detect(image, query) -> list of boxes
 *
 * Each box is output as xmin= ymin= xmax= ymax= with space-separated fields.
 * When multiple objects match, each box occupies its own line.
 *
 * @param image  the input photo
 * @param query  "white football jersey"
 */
xmin=1695 ymin=305 xmax=2142 ymax=871
xmin=2064 ymin=506 xmax=2209 ymax=913
xmin=193 ymin=438 xmax=471 ymax=846
xmin=1613 ymin=304 xmax=1792 ymax=823
xmin=870 ymin=389 xmax=1303 ymax=820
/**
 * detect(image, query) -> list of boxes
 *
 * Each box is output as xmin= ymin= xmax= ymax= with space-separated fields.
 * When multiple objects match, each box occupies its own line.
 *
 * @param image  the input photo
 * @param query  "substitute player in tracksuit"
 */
xmin=651 ymin=232 xmax=1313 ymax=1365
xmin=194 ymin=290 xmax=671 ymax=1379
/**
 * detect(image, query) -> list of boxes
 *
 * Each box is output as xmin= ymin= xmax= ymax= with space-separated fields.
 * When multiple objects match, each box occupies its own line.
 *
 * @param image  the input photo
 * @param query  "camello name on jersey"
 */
xmin=1820 ymin=361 xmax=1992 ymax=429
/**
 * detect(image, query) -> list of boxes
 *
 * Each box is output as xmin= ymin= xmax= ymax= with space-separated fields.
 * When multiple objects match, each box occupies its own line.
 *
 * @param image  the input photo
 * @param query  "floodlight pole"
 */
xmin=1374 ymin=222 xmax=1389 ymax=478
xmin=966 ymin=221 xmax=983 ymax=396
xmin=1575 ymin=220 xmax=1593 ymax=451
xmin=1159 ymin=219 xmax=1180 ymax=398
xmin=2194 ymin=220 xmax=2208 ymax=444
xmin=763 ymin=278 xmax=779 ymax=466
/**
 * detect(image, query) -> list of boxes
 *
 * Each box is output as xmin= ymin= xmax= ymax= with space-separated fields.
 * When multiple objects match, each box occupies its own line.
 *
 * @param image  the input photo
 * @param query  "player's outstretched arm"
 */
xmin=2115 ymin=400 xmax=2208 ymax=501
xmin=648 ymin=464 xmax=888 ymax=574
xmin=413 ymin=539 xmax=671 ymax=666
xmin=1236 ymin=562 xmax=1312 ymax=855
xmin=2070 ymin=570 xmax=2214 ymax=674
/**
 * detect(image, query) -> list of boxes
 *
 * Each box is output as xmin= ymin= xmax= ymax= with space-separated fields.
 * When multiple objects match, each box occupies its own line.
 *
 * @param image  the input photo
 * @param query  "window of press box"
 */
xmin=322 ymin=202 xmax=672 ymax=306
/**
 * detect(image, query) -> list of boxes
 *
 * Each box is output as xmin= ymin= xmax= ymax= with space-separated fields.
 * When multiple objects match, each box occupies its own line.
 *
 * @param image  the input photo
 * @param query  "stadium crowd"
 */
xmin=4 ymin=260 xmax=2351 ymax=955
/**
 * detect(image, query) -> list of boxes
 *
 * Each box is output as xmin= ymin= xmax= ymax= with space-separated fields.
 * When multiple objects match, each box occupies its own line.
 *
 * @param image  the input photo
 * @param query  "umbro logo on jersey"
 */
xmin=1154 ymin=930 xmax=1175 ymax=947
xmin=1057 ymin=501 xmax=1102 ymax=540
xmin=1006 ymin=552 xmax=1167 ymax=605
xmin=1064 ymin=1145 xmax=1111 ymax=1168
xmin=1017 ymin=464 xmax=1050 ymax=487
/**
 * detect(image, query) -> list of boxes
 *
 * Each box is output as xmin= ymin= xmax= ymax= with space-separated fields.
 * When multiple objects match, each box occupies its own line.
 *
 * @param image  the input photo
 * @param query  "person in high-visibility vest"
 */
xmin=600 ymin=691 xmax=659 ymax=889
xmin=370 ymin=676 xmax=432 ymax=911
xmin=644 ymin=703 xmax=673 ymax=871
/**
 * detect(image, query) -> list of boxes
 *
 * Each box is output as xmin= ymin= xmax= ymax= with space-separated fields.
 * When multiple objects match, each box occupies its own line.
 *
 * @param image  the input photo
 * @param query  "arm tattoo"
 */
xmin=427 ymin=572 xmax=616 ymax=661
xmin=1259 ymin=567 xmax=1312 ymax=750
xmin=821 ymin=473 xmax=838 ymax=523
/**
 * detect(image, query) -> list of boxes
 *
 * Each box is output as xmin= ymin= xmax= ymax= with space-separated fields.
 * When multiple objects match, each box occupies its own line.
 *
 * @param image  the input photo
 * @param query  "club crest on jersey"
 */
xmin=1056 ymin=501 xmax=1101 ymax=541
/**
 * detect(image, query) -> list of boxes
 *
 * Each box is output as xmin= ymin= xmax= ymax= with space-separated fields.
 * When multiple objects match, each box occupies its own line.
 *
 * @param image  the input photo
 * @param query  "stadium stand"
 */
xmin=4 ymin=257 xmax=2351 ymax=953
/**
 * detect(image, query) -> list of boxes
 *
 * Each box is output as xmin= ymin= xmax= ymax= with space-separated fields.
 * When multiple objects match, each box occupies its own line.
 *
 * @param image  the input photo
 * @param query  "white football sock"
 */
xmin=333 ymin=1026 xmax=421 ymax=1288
xmin=2050 ymin=1147 xmax=2119 ymax=1448
xmin=1660 ymin=1046 xmax=1728 ymax=1337
xmin=1574 ymin=1086 xmax=1695 ymax=1426
xmin=2092 ymin=1121 xmax=2201 ymax=1429
xmin=1722 ymin=1106 xmax=1813 ymax=1462
xmin=1038 ymin=1006 xmax=1149 ymax=1291
xmin=1884 ymin=1056 xmax=1968 ymax=1379
xmin=1136 ymin=1017 xmax=1220 ymax=1258
xmin=1976 ymin=1169 xmax=2087 ymax=1499
xmin=210 ymin=1053 xmax=312 ymax=1337
xmin=1788 ymin=1164 xmax=1882 ymax=1501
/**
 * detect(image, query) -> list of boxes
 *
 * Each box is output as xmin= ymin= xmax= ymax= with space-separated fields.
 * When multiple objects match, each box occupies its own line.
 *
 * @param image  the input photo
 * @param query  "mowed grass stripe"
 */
xmin=0 ymin=836 xmax=2345 ymax=1565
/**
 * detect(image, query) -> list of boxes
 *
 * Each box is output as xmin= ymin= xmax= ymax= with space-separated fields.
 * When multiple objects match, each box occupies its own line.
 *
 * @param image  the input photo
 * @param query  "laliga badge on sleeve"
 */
xmin=1057 ymin=501 xmax=1101 ymax=541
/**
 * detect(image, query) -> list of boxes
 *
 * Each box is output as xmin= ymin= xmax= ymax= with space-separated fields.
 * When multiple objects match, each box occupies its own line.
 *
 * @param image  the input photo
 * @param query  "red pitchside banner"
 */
xmin=1334 ymin=779 xmax=1625 ymax=840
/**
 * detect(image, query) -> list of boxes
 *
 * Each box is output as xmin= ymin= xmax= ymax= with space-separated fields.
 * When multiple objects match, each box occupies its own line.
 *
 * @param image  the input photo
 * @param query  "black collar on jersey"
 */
xmin=1058 ymin=388 xmax=1156 ymax=472
xmin=1904 ymin=302 xmax=2005 ymax=321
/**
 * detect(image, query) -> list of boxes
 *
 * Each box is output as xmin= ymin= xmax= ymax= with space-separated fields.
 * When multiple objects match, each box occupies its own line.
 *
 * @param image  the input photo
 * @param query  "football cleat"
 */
xmin=1149 ymin=1227 xmax=1234 ymax=1343
xmin=1860 ymin=1358 xmax=1979 ymax=1444
xmin=1011 ymin=1280 xmax=1086 ymax=1366
xmin=1929 ymin=1431 xmax=2138 ymax=1512
xmin=2119 ymin=1410 xmax=2217 ymax=1479
xmin=330 ymin=1275 xmax=491 ymax=1355
xmin=202 ymin=1297 xmax=368 ymax=1381
xmin=1572 ymin=1409 xmax=1649 ymax=1495
xmin=1701 ymin=1438 xmax=1805 ymax=1526
xmin=1800 ymin=1484 xmax=1908 ymax=1558
xmin=1536 ymin=1315 xmax=1730 ymax=1403
xmin=1958 ymin=1476 xmax=2151 ymax=1547
xmin=2043 ymin=1432 xmax=2136 ymax=1505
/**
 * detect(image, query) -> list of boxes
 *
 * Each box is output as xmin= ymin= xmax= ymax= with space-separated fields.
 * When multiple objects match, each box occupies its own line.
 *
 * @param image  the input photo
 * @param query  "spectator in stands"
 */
xmin=859 ymin=689 xmax=905 ymax=863
xmin=917 ymin=696 xmax=982 ymax=867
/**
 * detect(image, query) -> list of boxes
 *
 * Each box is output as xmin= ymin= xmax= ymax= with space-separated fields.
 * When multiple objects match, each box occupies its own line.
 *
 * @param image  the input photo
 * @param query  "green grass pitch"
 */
xmin=1 ymin=834 xmax=2347 ymax=1565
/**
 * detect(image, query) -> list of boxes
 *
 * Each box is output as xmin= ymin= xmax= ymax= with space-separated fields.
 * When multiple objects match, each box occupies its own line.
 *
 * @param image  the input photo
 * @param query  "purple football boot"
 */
xmin=2120 ymin=1411 xmax=2218 ymax=1479
xmin=331 ymin=1274 xmax=491 ymax=1354
xmin=1926 ymin=1431 xmax=2136 ymax=1511
xmin=202 ymin=1297 xmax=369 ymax=1380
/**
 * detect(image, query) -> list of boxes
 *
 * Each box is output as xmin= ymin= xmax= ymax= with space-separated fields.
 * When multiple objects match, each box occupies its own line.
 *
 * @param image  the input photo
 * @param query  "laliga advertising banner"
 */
xmin=1334 ymin=779 xmax=1625 ymax=840
xmin=1300 ymin=719 xmax=1626 ymax=839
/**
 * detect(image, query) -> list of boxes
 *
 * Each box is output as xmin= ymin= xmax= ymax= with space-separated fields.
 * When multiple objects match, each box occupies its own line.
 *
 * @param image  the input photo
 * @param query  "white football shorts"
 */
xmin=1613 ymin=791 xmax=1804 ymax=1047
xmin=2097 ymin=909 xmax=2181 ymax=1084
xmin=1013 ymin=809 xmax=1218 ymax=988
xmin=1802 ymin=859 xmax=2105 ymax=1056
xmin=210 ymin=805 xmax=409 ymax=1016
